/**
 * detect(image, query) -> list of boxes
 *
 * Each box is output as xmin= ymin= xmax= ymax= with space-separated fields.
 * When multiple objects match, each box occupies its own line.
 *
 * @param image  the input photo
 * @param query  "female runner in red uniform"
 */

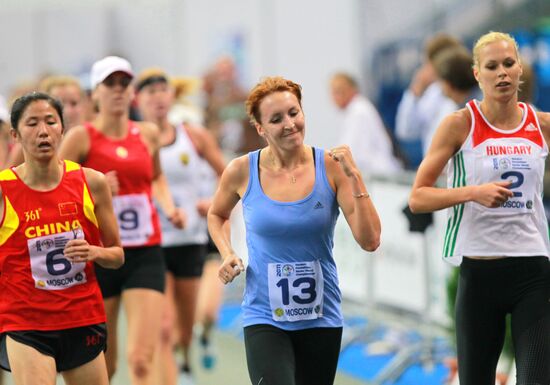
xmin=0 ymin=92 xmax=123 ymax=385
xmin=59 ymin=56 xmax=184 ymax=385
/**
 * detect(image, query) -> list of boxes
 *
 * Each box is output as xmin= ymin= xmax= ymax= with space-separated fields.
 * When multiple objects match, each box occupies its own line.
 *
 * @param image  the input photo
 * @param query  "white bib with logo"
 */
xmin=28 ymin=227 xmax=87 ymax=290
xmin=112 ymin=193 xmax=153 ymax=246
xmin=268 ymin=260 xmax=324 ymax=322
xmin=474 ymin=153 xmax=537 ymax=215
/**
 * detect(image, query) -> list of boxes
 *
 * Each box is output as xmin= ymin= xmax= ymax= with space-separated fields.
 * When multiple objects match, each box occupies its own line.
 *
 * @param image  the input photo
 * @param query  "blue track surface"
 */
xmin=217 ymin=303 xmax=452 ymax=385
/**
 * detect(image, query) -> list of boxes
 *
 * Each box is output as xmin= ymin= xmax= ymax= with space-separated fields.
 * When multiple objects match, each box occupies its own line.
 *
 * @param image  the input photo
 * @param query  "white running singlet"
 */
xmin=443 ymin=100 xmax=550 ymax=265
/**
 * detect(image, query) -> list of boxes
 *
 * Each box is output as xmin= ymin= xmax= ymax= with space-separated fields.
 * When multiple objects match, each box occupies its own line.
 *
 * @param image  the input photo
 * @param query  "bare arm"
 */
xmin=187 ymin=124 xmax=227 ymax=216
xmin=207 ymin=156 xmax=248 ymax=284
xmin=58 ymin=125 xmax=90 ymax=164
xmin=537 ymin=111 xmax=550 ymax=145
xmin=5 ymin=143 xmax=24 ymax=168
xmin=537 ymin=111 xmax=550 ymax=193
xmin=409 ymin=109 xmax=513 ymax=213
xmin=186 ymin=124 xmax=226 ymax=176
xmin=141 ymin=122 xmax=185 ymax=229
xmin=63 ymin=168 xmax=124 ymax=269
xmin=326 ymin=146 xmax=381 ymax=251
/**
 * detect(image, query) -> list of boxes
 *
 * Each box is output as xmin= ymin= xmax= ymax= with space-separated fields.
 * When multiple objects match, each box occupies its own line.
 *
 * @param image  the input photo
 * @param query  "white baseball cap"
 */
xmin=90 ymin=56 xmax=134 ymax=89
xmin=0 ymin=95 xmax=8 ymax=124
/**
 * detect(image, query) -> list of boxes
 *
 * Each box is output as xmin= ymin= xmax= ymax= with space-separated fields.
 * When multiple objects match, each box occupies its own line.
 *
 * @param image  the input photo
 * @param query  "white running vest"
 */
xmin=158 ymin=124 xmax=209 ymax=246
xmin=443 ymin=100 xmax=550 ymax=265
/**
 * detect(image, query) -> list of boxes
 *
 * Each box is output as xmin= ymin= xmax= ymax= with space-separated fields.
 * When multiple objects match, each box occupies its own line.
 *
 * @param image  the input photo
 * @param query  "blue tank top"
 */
xmin=241 ymin=147 xmax=343 ymax=330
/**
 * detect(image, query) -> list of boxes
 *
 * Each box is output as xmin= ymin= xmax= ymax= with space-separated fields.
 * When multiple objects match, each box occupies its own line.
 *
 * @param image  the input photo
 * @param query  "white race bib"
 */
xmin=268 ymin=260 xmax=324 ymax=322
xmin=476 ymin=155 xmax=536 ymax=215
xmin=27 ymin=228 xmax=87 ymax=290
xmin=112 ymin=194 xmax=153 ymax=246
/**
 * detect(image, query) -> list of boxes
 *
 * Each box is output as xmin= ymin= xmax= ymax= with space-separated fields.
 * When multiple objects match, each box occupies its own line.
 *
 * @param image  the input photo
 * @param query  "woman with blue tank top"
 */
xmin=207 ymin=76 xmax=381 ymax=385
xmin=410 ymin=32 xmax=550 ymax=384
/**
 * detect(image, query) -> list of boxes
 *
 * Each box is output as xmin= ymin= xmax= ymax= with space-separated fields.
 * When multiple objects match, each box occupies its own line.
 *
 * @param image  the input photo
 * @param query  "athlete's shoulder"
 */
xmin=82 ymin=167 xmax=106 ymax=190
xmin=183 ymin=122 xmax=206 ymax=135
xmin=225 ymin=154 xmax=249 ymax=176
xmin=59 ymin=125 xmax=90 ymax=163
xmin=536 ymin=110 xmax=550 ymax=130
xmin=63 ymin=124 xmax=89 ymax=141
xmin=445 ymin=108 xmax=470 ymax=126
xmin=135 ymin=121 xmax=159 ymax=137
xmin=438 ymin=108 xmax=471 ymax=137
xmin=0 ymin=168 xmax=18 ymax=181
xmin=221 ymin=154 xmax=249 ymax=183
xmin=218 ymin=154 xmax=250 ymax=197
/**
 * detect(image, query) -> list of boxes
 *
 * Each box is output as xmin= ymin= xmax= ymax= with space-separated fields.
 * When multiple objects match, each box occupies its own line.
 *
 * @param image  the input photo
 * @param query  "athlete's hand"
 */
xmin=329 ymin=145 xmax=359 ymax=178
xmin=218 ymin=253 xmax=244 ymax=284
xmin=472 ymin=181 xmax=514 ymax=208
xmin=196 ymin=198 xmax=212 ymax=217
xmin=64 ymin=239 xmax=96 ymax=263
xmin=104 ymin=171 xmax=120 ymax=196
xmin=169 ymin=207 xmax=187 ymax=229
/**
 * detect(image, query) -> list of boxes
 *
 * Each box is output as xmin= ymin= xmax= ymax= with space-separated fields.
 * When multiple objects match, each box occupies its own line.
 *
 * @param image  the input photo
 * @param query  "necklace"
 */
xmin=268 ymin=148 xmax=304 ymax=184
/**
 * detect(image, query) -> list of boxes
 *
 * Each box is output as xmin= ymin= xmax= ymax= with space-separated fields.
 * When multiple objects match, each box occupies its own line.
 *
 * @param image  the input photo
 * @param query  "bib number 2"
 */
xmin=497 ymin=170 xmax=535 ymax=212
xmin=501 ymin=171 xmax=523 ymax=197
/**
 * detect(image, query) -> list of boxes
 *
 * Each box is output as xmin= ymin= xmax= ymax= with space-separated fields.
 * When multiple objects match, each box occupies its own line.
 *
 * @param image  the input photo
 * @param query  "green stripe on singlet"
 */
xmin=443 ymin=152 xmax=466 ymax=257
xmin=443 ymin=154 xmax=460 ymax=256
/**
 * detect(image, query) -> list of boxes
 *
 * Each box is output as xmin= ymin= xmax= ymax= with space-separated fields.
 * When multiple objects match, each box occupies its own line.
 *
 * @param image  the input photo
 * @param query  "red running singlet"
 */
xmin=83 ymin=122 xmax=161 ymax=247
xmin=0 ymin=160 xmax=105 ymax=332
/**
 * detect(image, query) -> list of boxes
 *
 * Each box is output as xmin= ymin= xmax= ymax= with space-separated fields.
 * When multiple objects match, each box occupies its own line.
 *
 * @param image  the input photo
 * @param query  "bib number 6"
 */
xmin=46 ymin=249 xmax=72 ymax=276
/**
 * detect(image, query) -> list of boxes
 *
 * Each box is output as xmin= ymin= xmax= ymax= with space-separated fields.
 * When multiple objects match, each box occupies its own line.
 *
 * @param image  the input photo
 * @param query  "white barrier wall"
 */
xmin=334 ymin=177 xmax=452 ymax=326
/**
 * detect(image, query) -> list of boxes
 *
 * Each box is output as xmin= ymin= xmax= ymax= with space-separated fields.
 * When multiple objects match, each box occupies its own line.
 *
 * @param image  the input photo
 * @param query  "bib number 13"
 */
xmin=268 ymin=261 xmax=324 ymax=322
xmin=276 ymin=277 xmax=317 ymax=305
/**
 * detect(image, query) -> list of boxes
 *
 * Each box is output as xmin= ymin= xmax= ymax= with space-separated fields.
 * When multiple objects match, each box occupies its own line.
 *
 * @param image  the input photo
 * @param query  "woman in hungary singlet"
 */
xmin=409 ymin=32 xmax=550 ymax=385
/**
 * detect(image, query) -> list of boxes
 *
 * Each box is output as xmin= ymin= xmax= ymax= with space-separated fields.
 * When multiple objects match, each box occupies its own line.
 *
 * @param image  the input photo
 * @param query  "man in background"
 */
xmin=330 ymin=72 xmax=402 ymax=176
xmin=395 ymin=34 xmax=463 ymax=157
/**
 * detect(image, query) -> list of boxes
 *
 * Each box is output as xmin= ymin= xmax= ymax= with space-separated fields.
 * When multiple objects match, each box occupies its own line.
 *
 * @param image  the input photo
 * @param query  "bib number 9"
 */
xmin=112 ymin=194 xmax=154 ymax=246
xmin=119 ymin=208 xmax=139 ymax=230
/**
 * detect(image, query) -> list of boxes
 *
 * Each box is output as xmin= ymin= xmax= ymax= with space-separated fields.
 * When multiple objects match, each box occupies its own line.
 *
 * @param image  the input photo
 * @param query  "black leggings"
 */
xmin=456 ymin=256 xmax=550 ymax=385
xmin=244 ymin=324 xmax=342 ymax=385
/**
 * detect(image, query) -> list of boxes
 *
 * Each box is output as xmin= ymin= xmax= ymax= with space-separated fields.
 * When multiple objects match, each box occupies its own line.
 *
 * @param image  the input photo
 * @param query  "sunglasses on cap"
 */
xmin=102 ymin=75 xmax=133 ymax=88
